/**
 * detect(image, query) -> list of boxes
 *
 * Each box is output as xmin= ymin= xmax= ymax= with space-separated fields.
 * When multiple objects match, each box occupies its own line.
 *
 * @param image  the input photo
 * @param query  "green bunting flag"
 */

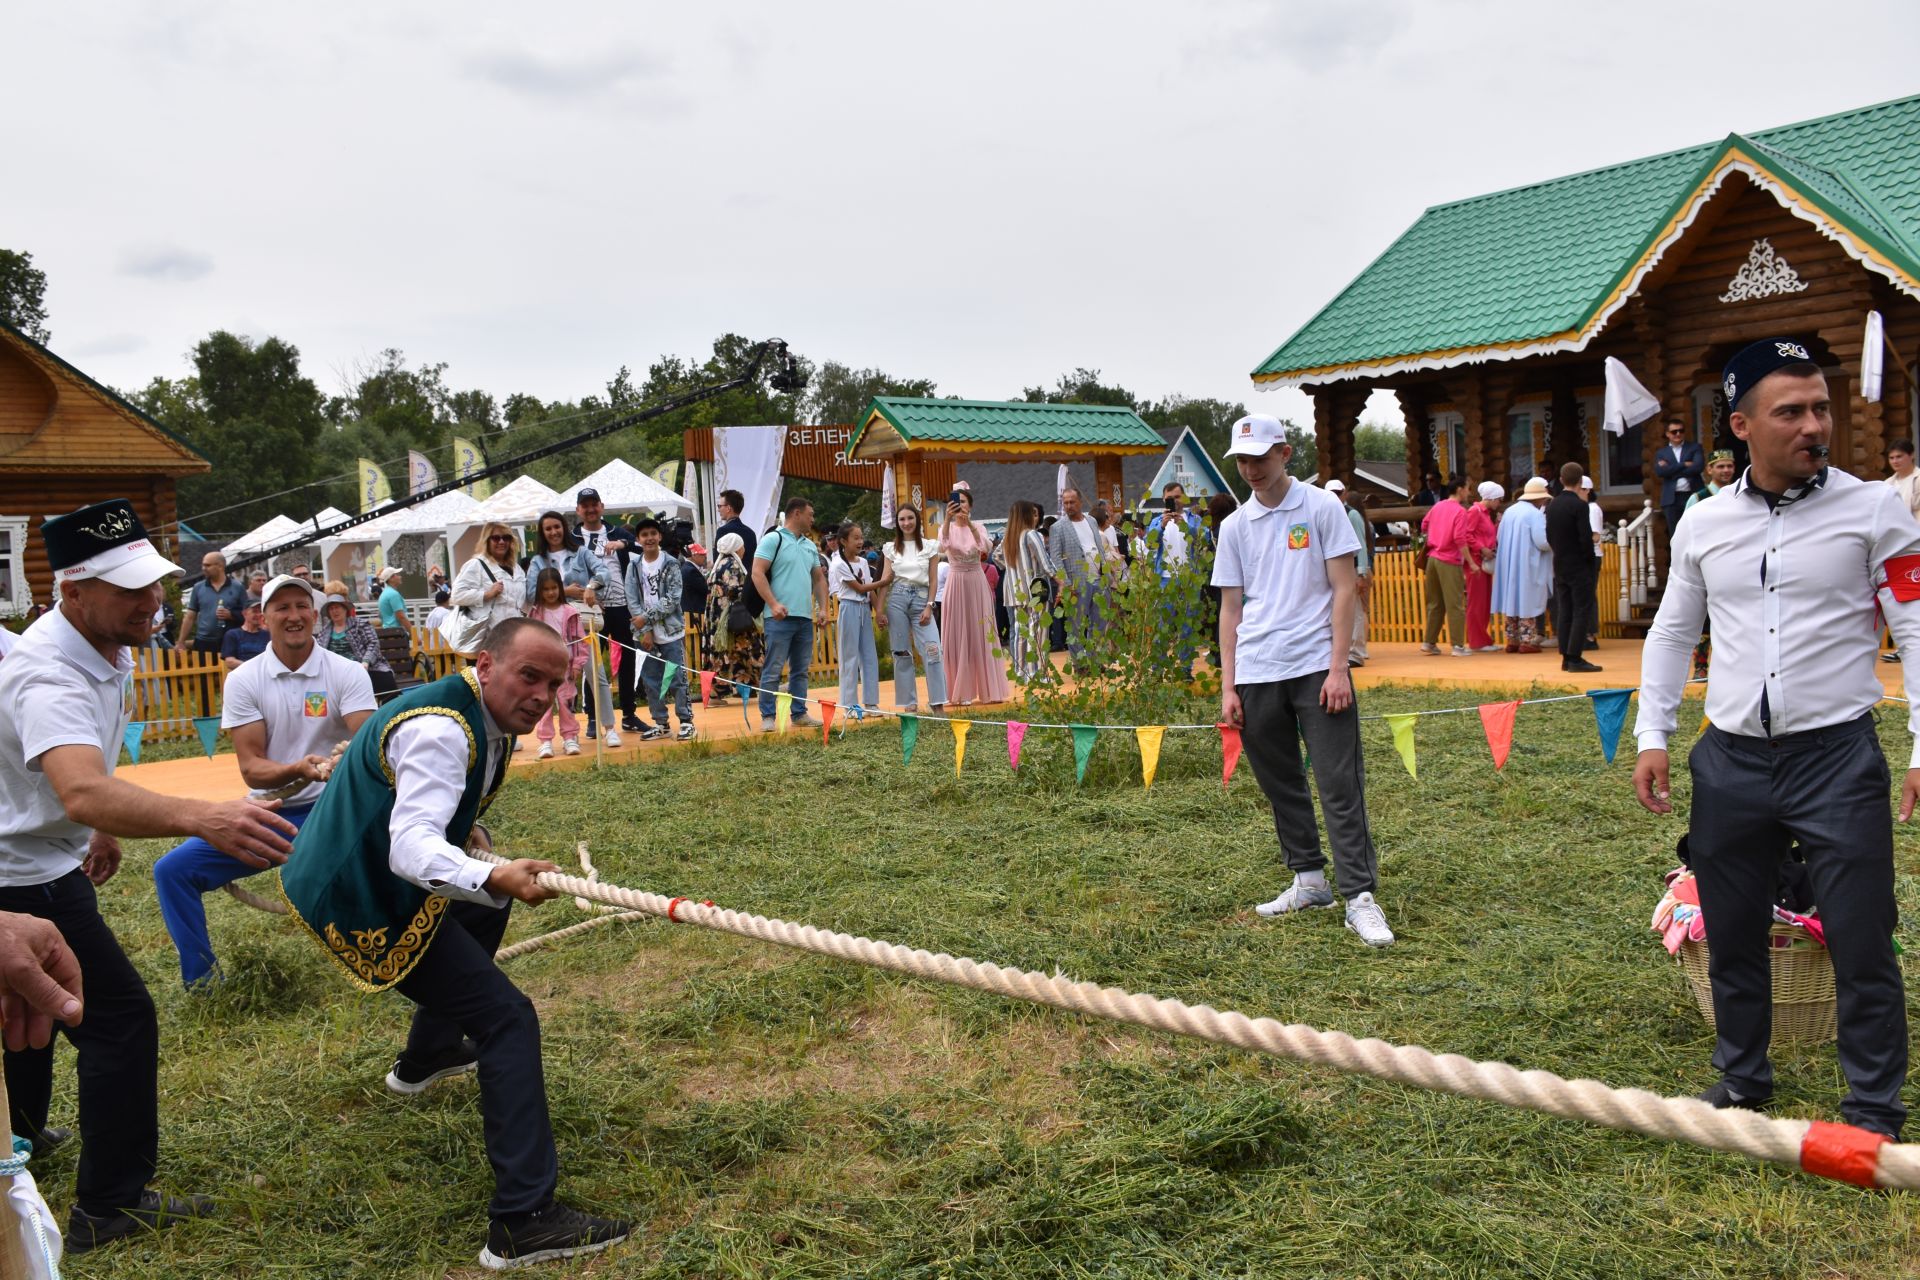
xmin=1071 ymin=724 xmax=1098 ymax=783
xmin=900 ymin=713 xmax=919 ymax=764
xmin=192 ymin=716 xmax=221 ymax=759
xmin=660 ymin=661 xmax=678 ymax=691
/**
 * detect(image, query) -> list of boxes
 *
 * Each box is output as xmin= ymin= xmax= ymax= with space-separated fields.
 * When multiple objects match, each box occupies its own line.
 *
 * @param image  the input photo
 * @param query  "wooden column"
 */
xmin=1320 ymin=386 xmax=1366 ymax=484
xmin=1820 ymin=284 xmax=1884 ymax=475
xmin=1396 ymin=388 xmax=1430 ymax=493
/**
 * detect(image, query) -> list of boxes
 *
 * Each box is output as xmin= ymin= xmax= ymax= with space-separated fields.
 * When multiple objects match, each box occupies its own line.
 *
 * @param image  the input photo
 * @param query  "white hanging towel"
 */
xmin=1601 ymin=356 xmax=1662 ymax=436
xmin=880 ymin=463 xmax=896 ymax=529
xmin=1864 ymin=310 xmax=1885 ymax=403
xmin=1056 ymin=463 xmax=1069 ymax=517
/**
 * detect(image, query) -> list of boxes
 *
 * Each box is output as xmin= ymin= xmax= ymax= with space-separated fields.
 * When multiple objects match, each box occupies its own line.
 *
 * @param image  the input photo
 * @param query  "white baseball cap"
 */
xmin=1578 ymin=475 xmax=1594 ymax=491
xmin=1225 ymin=414 xmax=1287 ymax=457
xmin=1324 ymin=478 xmax=1347 ymax=492
xmin=260 ymin=573 xmax=321 ymax=608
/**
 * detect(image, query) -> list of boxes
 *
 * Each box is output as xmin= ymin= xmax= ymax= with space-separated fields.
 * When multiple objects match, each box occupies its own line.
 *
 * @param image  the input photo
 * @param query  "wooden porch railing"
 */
xmin=1363 ymin=546 xmax=1626 ymax=645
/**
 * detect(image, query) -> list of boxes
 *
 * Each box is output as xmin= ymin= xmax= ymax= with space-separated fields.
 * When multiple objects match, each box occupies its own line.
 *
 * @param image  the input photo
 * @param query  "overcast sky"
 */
xmin=8 ymin=1 xmax=1917 ymax=431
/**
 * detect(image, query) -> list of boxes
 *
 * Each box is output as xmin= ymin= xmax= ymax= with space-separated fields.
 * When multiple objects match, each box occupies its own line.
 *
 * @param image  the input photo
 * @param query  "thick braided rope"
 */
xmin=495 ymin=911 xmax=650 ymax=961
xmin=223 ymin=881 xmax=288 ymax=915
xmin=478 ymin=852 xmax=1920 ymax=1191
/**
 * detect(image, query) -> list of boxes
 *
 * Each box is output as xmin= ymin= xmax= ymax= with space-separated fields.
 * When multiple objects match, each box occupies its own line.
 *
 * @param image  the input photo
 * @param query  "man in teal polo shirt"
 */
xmin=750 ymin=497 xmax=828 ymax=730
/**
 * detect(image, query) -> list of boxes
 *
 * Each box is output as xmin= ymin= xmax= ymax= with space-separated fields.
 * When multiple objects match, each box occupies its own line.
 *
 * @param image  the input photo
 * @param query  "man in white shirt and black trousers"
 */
xmin=1635 ymin=338 xmax=1919 ymax=1140
xmin=0 ymin=500 xmax=298 ymax=1253
xmin=1214 ymin=414 xmax=1394 ymax=947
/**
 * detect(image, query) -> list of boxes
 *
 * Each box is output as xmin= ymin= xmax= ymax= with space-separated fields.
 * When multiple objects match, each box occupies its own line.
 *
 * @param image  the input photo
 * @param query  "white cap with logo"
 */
xmin=1225 ymin=414 xmax=1287 ymax=457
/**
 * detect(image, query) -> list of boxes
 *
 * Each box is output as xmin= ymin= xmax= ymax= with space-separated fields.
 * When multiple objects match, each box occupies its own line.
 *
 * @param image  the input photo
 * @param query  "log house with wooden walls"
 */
xmin=1251 ymin=95 xmax=1920 ymax=559
xmin=0 ymin=320 xmax=209 ymax=617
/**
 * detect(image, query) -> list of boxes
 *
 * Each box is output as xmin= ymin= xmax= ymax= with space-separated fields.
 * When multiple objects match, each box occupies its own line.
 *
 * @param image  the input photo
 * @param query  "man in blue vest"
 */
xmin=282 ymin=619 xmax=633 ymax=1268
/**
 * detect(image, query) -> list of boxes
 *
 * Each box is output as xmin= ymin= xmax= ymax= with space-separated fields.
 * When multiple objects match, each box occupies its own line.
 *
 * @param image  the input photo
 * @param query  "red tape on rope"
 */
xmin=665 ymin=897 xmax=714 ymax=923
xmin=1799 ymin=1120 xmax=1889 ymax=1187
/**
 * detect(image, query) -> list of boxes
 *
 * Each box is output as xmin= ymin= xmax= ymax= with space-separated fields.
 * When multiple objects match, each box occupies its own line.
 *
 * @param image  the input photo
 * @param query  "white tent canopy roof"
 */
xmin=477 ymin=475 xmax=565 ymax=524
xmin=558 ymin=458 xmax=691 ymax=516
xmin=222 ymin=514 xmax=301 ymax=557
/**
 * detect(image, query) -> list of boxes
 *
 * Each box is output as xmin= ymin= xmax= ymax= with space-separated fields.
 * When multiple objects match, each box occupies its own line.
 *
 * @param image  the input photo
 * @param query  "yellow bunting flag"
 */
xmin=1385 ymin=713 xmax=1418 ymax=779
xmin=774 ymin=691 xmax=792 ymax=733
xmin=952 ymin=719 xmax=970 ymax=776
xmin=1136 ymin=725 xmax=1166 ymax=789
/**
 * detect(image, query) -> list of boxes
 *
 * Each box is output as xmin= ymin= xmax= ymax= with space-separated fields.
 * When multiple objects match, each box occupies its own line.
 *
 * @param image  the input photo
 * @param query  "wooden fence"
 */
xmin=1363 ymin=546 xmax=1625 ymax=646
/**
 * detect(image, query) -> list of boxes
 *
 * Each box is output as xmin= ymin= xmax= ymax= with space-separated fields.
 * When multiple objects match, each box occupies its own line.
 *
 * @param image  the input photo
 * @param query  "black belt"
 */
xmin=1709 ymin=710 xmax=1876 ymax=752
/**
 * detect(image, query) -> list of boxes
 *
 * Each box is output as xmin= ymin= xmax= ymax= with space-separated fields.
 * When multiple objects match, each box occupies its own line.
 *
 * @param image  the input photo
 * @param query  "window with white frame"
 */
xmin=1506 ymin=401 xmax=1546 ymax=494
xmin=1430 ymin=410 xmax=1466 ymax=481
xmin=0 ymin=517 xmax=28 ymax=618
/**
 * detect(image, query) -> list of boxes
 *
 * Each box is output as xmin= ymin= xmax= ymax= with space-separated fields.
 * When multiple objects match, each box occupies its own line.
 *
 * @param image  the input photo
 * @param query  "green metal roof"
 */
xmin=1252 ymin=94 xmax=1920 ymax=386
xmin=849 ymin=397 xmax=1165 ymax=454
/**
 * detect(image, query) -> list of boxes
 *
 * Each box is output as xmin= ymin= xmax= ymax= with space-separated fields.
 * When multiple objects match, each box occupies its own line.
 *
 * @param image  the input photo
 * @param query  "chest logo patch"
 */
xmin=304 ymin=692 xmax=330 ymax=718
xmin=1287 ymin=523 xmax=1310 ymax=550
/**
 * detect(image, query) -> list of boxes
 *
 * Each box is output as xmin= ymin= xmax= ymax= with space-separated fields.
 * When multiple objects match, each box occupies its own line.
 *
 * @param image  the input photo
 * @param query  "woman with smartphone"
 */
xmin=937 ymin=485 xmax=1008 ymax=705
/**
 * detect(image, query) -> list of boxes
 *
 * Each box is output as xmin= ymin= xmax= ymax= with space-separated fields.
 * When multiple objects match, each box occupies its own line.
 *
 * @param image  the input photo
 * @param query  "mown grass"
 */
xmin=59 ymin=683 xmax=1920 ymax=1277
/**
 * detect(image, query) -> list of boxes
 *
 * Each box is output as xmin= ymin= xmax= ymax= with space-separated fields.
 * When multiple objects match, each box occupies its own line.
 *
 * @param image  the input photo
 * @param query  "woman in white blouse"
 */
xmin=827 ymin=522 xmax=881 ymax=714
xmin=877 ymin=505 xmax=946 ymax=711
xmin=448 ymin=521 xmax=528 ymax=650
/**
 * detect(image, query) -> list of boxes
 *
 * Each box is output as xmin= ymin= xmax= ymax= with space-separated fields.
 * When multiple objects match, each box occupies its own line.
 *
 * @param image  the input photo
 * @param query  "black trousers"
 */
xmin=394 ymin=899 xmax=558 ymax=1218
xmin=0 ymin=869 xmax=158 ymax=1214
xmin=1688 ymin=715 xmax=1907 ymax=1134
xmin=1551 ymin=570 xmax=1596 ymax=662
xmin=1237 ymin=675 xmax=1380 ymax=898
xmin=601 ymin=605 xmax=638 ymax=721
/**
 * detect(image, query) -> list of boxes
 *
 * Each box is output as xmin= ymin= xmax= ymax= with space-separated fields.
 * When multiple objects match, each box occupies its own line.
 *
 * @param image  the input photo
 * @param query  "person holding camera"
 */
xmin=938 ymin=485 xmax=1009 ymax=706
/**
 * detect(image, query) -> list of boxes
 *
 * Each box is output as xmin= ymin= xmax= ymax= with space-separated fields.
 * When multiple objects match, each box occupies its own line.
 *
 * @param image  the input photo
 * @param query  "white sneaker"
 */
xmin=1450 ymin=645 xmax=1472 ymax=657
xmin=562 ymin=738 xmax=580 ymax=756
xmin=1344 ymin=892 xmax=1394 ymax=947
xmin=1253 ymin=877 xmax=1336 ymax=917
xmin=605 ymin=729 xmax=622 ymax=749
xmin=536 ymin=741 xmax=554 ymax=759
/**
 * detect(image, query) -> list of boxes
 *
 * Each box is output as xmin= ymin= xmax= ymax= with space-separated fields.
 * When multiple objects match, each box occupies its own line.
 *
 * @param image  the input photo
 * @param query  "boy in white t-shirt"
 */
xmin=1213 ymin=415 xmax=1392 ymax=947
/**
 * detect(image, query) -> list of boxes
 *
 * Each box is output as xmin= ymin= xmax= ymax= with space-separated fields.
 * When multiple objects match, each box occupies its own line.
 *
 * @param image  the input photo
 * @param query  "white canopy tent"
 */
xmin=476 ymin=475 xmax=565 ymax=525
xmin=558 ymin=459 xmax=692 ymax=516
xmin=319 ymin=492 xmax=488 ymax=587
xmin=221 ymin=514 xmax=301 ymax=558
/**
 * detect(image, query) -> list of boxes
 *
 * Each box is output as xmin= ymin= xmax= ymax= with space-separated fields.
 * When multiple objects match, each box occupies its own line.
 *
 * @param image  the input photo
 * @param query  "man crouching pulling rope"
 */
xmin=281 ymin=618 xmax=632 ymax=1268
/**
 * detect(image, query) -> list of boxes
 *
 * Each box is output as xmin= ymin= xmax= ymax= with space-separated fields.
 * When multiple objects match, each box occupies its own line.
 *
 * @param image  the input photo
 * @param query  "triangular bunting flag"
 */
xmin=1006 ymin=721 xmax=1028 ymax=770
xmin=901 ymin=713 xmax=919 ymax=764
xmin=122 ymin=721 xmax=145 ymax=765
xmin=1071 ymin=724 xmax=1097 ymax=783
xmin=192 ymin=716 xmax=221 ymax=759
xmin=660 ymin=661 xmax=678 ymax=692
xmin=1384 ymin=713 xmax=1417 ymax=779
xmin=1587 ymin=689 xmax=1633 ymax=764
xmin=774 ymin=691 xmax=792 ymax=733
xmin=819 ymin=700 xmax=837 ymax=744
xmin=699 ymin=670 xmax=714 ymax=707
xmin=1479 ymin=700 xmax=1520 ymax=771
xmin=1219 ymin=724 xmax=1242 ymax=787
xmin=952 ymin=719 xmax=970 ymax=776
xmin=735 ymin=682 xmax=753 ymax=727
xmin=1136 ymin=726 xmax=1166 ymax=789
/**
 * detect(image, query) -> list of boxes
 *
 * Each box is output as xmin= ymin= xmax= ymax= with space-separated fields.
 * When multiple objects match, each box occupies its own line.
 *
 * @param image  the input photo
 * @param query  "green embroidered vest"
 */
xmin=282 ymin=669 xmax=502 ymax=991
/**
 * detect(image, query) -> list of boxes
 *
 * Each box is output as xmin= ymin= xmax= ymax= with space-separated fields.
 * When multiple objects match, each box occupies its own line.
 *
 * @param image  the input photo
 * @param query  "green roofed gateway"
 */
xmin=1243 ymin=93 xmax=1920 ymax=532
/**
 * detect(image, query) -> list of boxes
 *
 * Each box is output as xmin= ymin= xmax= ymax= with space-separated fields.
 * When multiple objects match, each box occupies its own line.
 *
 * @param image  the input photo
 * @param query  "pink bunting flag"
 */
xmin=699 ymin=670 xmax=714 ymax=707
xmin=1479 ymin=700 xmax=1520 ymax=771
xmin=1007 ymin=721 xmax=1028 ymax=770
xmin=819 ymin=699 xmax=837 ymax=744
xmin=1219 ymin=724 xmax=1243 ymax=787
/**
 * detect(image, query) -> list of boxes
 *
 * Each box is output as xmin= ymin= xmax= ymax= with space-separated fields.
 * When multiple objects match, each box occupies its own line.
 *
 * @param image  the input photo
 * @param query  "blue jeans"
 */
xmin=640 ymin=634 xmax=692 ymax=726
xmin=154 ymin=804 xmax=314 ymax=987
xmin=759 ymin=615 xmax=813 ymax=721
xmin=886 ymin=582 xmax=946 ymax=709
xmin=837 ymin=600 xmax=880 ymax=711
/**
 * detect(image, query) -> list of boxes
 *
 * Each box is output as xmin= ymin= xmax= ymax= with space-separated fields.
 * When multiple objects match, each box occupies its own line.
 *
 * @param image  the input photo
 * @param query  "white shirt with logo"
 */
xmin=221 ymin=644 xmax=378 ymax=808
xmin=1211 ymin=480 xmax=1361 ymax=685
xmin=0 ymin=608 xmax=134 ymax=886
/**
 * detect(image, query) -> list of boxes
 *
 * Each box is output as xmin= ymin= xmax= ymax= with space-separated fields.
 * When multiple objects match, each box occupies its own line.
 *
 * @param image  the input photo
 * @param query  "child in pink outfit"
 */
xmin=526 ymin=568 xmax=587 ymax=756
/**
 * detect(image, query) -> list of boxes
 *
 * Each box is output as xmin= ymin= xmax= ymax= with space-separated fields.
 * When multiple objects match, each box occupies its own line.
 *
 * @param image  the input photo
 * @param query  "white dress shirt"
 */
xmin=1635 ymin=467 xmax=1920 ymax=766
xmin=384 ymin=709 xmax=508 ymax=906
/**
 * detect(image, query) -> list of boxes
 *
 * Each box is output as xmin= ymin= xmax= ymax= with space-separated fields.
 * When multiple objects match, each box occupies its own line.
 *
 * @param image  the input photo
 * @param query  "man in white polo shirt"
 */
xmin=1213 ymin=416 xmax=1393 ymax=947
xmin=0 ymin=499 xmax=297 ymax=1254
xmin=153 ymin=574 xmax=377 ymax=988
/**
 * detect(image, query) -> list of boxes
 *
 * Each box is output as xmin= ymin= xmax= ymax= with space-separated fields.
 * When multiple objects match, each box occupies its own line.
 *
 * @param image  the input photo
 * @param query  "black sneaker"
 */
xmin=67 ymin=1189 xmax=215 ymax=1254
xmin=640 ymin=726 xmax=668 ymax=741
xmin=676 ymin=723 xmax=696 ymax=741
xmin=620 ymin=717 xmax=646 ymax=734
xmin=1697 ymin=1080 xmax=1771 ymax=1111
xmin=480 ymin=1202 xmax=632 ymax=1270
xmin=28 ymin=1125 xmax=71 ymax=1155
xmin=386 ymin=1039 xmax=479 ymax=1095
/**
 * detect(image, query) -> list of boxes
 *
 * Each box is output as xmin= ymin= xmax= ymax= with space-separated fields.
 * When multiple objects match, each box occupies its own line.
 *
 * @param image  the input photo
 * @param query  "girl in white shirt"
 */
xmin=877 ymin=506 xmax=946 ymax=710
xmin=828 ymin=522 xmax=881 ymax=713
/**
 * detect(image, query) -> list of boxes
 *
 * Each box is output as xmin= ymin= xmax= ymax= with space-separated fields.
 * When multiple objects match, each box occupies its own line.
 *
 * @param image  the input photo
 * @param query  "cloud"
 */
xmin=66 ymin=333 xmax=147 ymax=358
xmin=463 ymin=46 xmax=678 ymax=106
xmin=118 ymin=245 xmax=215 ymax=282
xmin=1205 ymin=0 xmax=1409 ymax=70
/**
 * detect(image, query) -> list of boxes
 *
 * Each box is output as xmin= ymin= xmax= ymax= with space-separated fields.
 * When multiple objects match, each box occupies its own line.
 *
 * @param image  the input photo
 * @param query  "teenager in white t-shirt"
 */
xmin=153 ymin=576 xmax=377 ymax=987
xmin=1214 ymin=416 xmax=1392 ymax=947
xmin=878 ymin=506 xmax=947 ymax=710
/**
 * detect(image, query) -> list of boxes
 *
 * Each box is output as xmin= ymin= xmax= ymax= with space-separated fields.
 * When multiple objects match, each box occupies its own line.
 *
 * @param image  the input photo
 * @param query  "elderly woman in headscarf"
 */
xmin=1461 ymin=481 xmax=1504 ymax=652
xmin=703 ymin=530 xmax=762 ymax=698
xmin=1492 ymin=477 xmax=1553 ymax=652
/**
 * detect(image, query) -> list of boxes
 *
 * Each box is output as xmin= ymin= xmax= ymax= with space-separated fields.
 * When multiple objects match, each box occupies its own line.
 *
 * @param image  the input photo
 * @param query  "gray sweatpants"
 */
xmin=1238 ymin=674 xmax=1380 ymax=898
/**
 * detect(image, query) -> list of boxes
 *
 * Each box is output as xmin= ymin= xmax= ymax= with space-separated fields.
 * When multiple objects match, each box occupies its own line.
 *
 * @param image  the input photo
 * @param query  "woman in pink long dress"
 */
xmin=939 ymin=489 xmax=1010 ymax=705
xmin=1462 ymin=481 xmax=1503 ymax=651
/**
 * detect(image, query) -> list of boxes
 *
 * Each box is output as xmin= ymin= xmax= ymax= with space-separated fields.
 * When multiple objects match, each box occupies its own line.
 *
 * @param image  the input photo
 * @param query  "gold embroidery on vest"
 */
xmin=320 ymin=895 xmax=448 ymax=987
xmin=376 ymin=707 xmax=478 ymax=785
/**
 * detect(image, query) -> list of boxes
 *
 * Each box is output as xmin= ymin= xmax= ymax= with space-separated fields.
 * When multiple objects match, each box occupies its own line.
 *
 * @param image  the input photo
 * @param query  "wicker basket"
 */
xmin=1677 ymin=923 xmax=1836 ymax=1046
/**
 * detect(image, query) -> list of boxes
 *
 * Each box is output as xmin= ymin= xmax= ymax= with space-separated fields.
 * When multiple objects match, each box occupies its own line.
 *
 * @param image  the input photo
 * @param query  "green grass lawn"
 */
xmin=60 ymin=683 xmax=1920 ymax=1278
